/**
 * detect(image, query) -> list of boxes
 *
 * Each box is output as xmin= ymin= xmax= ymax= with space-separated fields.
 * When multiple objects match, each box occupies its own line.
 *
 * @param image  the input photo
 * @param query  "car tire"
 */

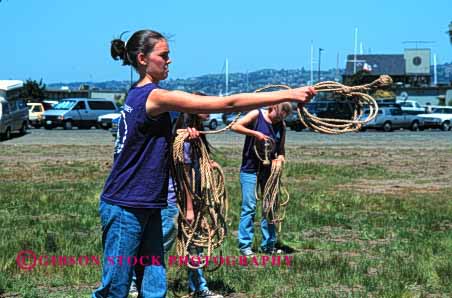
xmin=410 ymin=121 xmax=420 ymax=131
xmin=383 ymin=122 xmax=392 ymax=132
xmin=209 ymin=119 xmax=218 ymax=130
xmin=19 ymin=122 xmax=27 ymax=135
xmin=2 ymin=128 xmax=11 ymax=140
xmin=64 ymin=120 xmax=73 ymax=130
xmin=440 ymin=121 xmax=450 ymax=131
xmin=294 ymin=124 xmax=303 ymax=132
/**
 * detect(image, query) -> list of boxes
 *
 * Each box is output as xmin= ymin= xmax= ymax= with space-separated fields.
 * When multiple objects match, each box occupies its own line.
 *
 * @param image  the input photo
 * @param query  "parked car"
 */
xmin=27 ymin=102 xmax=54 ymax=128
xmin=223 ymin=112 xmax=246 ymax=125
xmin=362 ymin=105 xmax=424 ymax=132
xmin=98 ymin=111 xmax=121 ymax=130
xmin=111 ymin=116 xmax=120 ymax=138
xmin=202 ymin=113 xmax=223 ymax=130
xmin=417 ymin=106 xmax=452 ymax=131
xmin=0 ymin=80 xmax=28 ymax=140
xmin=396 ymin=100 xmax=425 ymax=115
xmin=42 ymin=98 xmax=118 ymax=129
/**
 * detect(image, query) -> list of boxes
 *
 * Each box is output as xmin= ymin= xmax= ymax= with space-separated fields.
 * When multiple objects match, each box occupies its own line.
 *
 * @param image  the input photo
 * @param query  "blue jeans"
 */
xmin=92 ymin=200 xmax=166 ymax=298
xmin=238 ymin=171 xmax=276 ymax=252
xmin=161 ymin=202 xmax=209 ymax=292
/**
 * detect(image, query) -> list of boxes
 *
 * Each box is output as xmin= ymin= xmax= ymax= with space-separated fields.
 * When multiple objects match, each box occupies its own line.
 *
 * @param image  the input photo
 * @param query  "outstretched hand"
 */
xmin=291 ymin=86 xmax=317 ymax=105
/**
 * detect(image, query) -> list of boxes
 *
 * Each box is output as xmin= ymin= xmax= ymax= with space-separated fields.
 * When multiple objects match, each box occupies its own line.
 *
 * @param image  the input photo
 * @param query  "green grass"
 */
xmin=1 ymin=145 xmax=452 ymax=297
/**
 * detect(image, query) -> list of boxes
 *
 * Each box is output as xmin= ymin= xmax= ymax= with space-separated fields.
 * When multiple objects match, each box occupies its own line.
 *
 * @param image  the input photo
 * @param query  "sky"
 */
xmin=0 ymin=0 xmax=451 ymax=84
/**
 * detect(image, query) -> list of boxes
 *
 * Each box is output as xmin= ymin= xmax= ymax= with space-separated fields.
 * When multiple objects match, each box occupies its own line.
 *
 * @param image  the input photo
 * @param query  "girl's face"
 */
xmin=268 ymin=106 xmax=289 ymax=123
xmin=143 ymin=39 xmax=171 ymax=82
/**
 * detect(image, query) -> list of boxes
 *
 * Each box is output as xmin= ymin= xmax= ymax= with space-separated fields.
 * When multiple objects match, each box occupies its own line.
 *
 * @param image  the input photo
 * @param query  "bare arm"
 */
xmin=230 ymin=110 xmax=265 ymax=139
xmin=183 ymin=164 xmax=194 ymax=223
xmin=278 ymin=125 xmax=286 ymax=158
xmin=146 ymin=87 xmax=316 ymax=117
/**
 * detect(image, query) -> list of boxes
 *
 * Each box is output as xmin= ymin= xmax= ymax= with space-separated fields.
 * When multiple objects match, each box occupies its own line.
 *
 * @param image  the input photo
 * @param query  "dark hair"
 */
xmin=174 ymin=92 xmax=213 ymax=153
xmin=111 ymin=30 xmax=165 ymax=68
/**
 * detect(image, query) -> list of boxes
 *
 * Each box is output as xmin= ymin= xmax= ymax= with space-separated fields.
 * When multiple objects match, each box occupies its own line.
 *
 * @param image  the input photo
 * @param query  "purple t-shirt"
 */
xmin=101 ymin=83 xmax=172 ymax=208
xmin=240 ymin=109 xmax=283 ymax=174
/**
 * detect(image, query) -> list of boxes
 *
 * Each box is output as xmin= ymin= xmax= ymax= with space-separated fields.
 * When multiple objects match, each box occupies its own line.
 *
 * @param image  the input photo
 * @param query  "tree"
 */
xmin=21 ymin=79 xmax=46 ymax=102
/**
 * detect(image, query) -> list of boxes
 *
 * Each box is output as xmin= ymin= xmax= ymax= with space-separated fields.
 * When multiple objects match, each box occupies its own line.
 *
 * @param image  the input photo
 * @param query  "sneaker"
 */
xmin=195 ymin=289 xmax=224 ymax=298
xmin=259 ymin=247 xmax=283 ymax=255
xmin=239 ymin=248 xmax=255 ymax=257
xmin=129 ymin=282 xmax=138 ymax=298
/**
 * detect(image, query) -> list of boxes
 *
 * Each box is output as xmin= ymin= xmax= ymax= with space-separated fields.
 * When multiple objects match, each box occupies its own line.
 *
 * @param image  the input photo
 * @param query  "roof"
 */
xmin=344 ymin=54 xmax=405 ymax=76
xmin=0 ymin=80 xmax=24 ymax=91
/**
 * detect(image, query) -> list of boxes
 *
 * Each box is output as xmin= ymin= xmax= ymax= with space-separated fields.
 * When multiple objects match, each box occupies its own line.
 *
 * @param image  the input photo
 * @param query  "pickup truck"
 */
xmin=362 ymin=105 xmax=425 ymax=132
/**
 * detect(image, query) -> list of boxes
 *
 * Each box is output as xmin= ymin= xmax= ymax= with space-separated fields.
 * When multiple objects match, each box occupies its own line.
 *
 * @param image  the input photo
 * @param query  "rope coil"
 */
xmin=172 ymin=130 xmax=228 ymax=270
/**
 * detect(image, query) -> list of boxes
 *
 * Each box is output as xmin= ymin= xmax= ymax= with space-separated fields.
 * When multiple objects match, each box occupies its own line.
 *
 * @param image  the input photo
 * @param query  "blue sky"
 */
xmin=1 ymin=0 xmax=451 ymax=83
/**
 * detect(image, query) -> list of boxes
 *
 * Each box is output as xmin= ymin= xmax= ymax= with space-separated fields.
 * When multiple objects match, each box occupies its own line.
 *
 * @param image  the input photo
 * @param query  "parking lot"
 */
xmin=2 ymin=127 xmax=452 ymax=149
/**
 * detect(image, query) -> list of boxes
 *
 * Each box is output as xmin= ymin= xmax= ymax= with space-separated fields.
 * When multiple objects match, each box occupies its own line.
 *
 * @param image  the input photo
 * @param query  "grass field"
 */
xmin=1 ymin=143 xmax=452 ymax=298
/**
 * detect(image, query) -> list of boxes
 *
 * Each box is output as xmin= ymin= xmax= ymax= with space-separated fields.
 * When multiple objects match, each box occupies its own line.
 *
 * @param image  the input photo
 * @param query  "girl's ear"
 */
xmin=137 ymin=52 xmax=147 ymax=66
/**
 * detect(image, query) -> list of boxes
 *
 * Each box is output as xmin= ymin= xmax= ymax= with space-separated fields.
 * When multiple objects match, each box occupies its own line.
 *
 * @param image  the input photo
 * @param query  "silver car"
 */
xmin=363 ymin=106 xmax=424 ymax=132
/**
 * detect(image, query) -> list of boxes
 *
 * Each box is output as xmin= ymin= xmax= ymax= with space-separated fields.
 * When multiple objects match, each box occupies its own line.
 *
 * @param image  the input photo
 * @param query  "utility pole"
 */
xmin=318 ymin=48 xmax=324 ymax=83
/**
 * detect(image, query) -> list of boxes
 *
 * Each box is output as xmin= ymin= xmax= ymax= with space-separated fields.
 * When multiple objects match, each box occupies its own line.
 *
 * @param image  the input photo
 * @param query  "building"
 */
xmin=343 ymin=49 xmax=431 ymax=86
xmin=43 ymin=89 xmax=89 ymax=100
xmin=43 ymin=89 xmax=126 ymax=103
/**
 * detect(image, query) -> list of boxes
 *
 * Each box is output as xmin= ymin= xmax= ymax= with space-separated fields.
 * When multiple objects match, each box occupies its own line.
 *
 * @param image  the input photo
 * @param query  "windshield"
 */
xmin=52 ymin=100 xmax=76 ymax=110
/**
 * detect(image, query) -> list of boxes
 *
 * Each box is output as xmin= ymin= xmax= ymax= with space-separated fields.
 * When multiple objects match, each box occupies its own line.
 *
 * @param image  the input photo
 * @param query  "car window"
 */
xmin=10 ymin=101 xmax=18 ymax=112
xmin=17 ymin=100 xmax=26 ymax=109
xmin=53 ymin=100 xmax=76 ymax=110
xmin=390 ymin=108 xmax=402 ymax=115
xmin=3 ymin=103 xmax=10 ymax=114
xmin=88 ymin=101 xmax=116 ymax=110
xmin=73 ymin=101 xmax=86 ymax=110
xmin=32 ymin=105 xmax=41 ymax=112
xmin=415 ymin=103 xmax=421 ymax=108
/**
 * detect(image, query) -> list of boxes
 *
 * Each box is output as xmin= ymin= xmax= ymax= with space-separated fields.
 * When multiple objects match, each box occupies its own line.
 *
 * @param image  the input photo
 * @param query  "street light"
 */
xmin=318 ymin=48 xmax=324 ymax=83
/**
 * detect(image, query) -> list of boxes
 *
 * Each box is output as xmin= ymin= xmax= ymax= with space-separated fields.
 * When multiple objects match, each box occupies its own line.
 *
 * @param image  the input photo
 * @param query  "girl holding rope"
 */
xmin=93 ymin=29 xmax=315 ymax=298
xmin=231 ymin=103 xmax=292 ymax=256
xmin=130 ymin=98 xmax=223 ymax=298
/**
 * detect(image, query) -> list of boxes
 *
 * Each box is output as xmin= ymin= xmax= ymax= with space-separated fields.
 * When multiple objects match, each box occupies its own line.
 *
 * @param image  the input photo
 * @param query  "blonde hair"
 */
xmin=279 ymin=102 xmax=292 ymax=115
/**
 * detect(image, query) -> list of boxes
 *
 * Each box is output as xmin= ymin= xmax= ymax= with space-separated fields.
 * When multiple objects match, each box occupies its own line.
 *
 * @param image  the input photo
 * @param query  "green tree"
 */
xmin=342 ymin=70 xmax=368 ymax=86
xmin=21 ymin=79 xmax=46 ymax=102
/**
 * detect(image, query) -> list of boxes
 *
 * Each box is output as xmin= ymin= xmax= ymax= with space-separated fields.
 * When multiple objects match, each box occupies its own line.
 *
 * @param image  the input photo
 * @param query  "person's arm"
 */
xmin=277 ymin=125 xmax=286 ymax=162
xmin=231 ymin=110 xmax=268 ymax=142
xmin=183 ymin=164 xmax=195 ymax=224
xmin=146 ymin=87 xmax=316 ymax=117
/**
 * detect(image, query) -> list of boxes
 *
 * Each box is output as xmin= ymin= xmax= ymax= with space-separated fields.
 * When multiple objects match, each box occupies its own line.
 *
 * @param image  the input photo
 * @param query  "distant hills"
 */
xmin=48 ymin=63 xmax=452 ymax=94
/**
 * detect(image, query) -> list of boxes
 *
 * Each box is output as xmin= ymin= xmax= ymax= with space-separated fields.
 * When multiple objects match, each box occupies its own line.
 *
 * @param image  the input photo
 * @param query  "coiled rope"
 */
xmin=256 ymin=75 xmax=392 ymax=134
xmin=172 ymin=129 xmax=228 ymax=270
xmin=253 ymin=138 xmax=289 ymax=230
xmin=299 ymin=75 xmax=392 ymax=134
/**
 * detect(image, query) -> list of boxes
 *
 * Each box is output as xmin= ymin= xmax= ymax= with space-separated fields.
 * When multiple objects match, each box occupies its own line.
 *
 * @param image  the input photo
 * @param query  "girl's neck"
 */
xmin=136 ymin=73 xmax=159 ymax=87
xmin=263 ymin=109 xmax=273 ymax=124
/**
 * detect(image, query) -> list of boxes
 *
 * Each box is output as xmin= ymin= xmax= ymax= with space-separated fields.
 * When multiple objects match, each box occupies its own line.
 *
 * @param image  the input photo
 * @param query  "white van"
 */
xmin=0 ymin=80 xmax=29 ymax=140
xmin=42 ymin=98 xmax=118 ymax=129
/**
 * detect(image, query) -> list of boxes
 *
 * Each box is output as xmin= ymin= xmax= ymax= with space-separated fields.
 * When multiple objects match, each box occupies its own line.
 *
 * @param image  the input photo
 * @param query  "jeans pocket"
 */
xmin=99 ymin=200 xmax=111 ymax=229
